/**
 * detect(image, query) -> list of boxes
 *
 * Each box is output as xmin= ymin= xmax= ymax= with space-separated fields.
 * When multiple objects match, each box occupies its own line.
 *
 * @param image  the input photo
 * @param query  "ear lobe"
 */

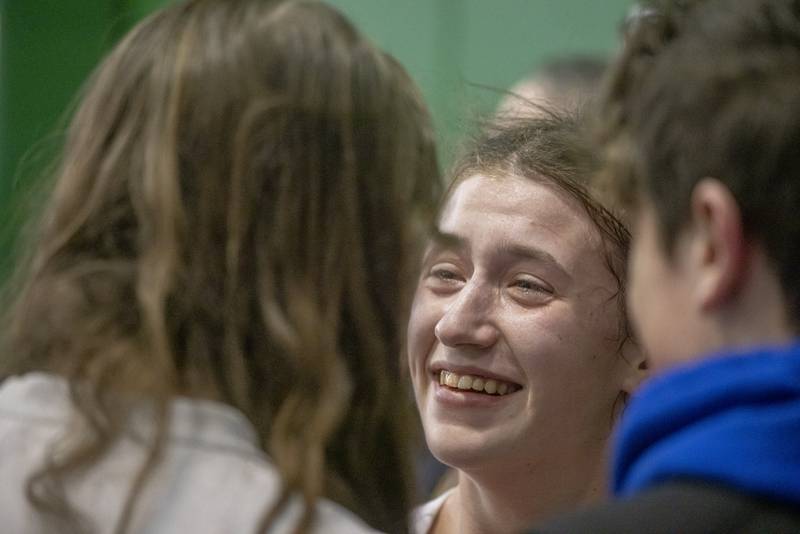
xmin=689 ymin=178 xmax=747 ymax=311
xmin=620 ymin=340 xmax=649 ymax=395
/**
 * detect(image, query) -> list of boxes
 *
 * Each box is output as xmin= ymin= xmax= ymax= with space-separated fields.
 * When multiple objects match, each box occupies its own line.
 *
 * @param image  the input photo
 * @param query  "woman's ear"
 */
xmin=612 ymin=341 xmax=647 ymax=423
xmin=620 ymin=340 xmax=649 ymax=396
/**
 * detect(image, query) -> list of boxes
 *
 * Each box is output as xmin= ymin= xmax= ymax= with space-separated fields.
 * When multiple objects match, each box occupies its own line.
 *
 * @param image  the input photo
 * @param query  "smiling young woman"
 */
xmin=408 ymin=109 xmax=646 ymax=534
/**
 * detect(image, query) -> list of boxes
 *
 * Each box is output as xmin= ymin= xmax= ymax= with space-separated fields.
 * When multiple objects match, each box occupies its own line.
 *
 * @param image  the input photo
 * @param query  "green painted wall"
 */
xmin=331 ymin=1 xmax=633 ymax=156
xmin=0 ymin=0 xmax=632 ymax=279
xmin=0 ymin=0 xmax=145 ymax=278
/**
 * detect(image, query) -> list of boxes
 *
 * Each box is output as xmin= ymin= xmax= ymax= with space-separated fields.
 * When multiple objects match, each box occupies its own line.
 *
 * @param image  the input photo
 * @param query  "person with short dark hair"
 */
xmin=533 ymin=0 xmax=800 ymax=532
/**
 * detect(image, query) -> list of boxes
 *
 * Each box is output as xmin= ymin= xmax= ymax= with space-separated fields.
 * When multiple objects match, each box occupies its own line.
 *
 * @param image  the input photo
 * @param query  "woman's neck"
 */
xmin=430 ymin=455 xmax=607 ymax=534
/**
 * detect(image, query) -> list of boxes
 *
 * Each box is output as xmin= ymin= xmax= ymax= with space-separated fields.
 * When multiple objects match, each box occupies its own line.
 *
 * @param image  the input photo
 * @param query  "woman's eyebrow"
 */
xmin=427 ymin=228 xmax=465 ymax=251
xmin=425 ymin=229 xmax=572 ymax=284
xmin=499 ymin=242 xmax=572 ymax=283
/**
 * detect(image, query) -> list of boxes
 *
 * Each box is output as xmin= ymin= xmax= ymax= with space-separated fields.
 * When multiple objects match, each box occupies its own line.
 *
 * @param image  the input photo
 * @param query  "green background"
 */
xmin=0 ymin=0 xmax=633 ymax=279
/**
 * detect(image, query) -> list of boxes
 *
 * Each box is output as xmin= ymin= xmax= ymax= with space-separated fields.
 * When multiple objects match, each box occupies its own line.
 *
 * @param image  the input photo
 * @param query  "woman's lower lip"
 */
xmin=432 ymin=380 xmax=516 ymax=407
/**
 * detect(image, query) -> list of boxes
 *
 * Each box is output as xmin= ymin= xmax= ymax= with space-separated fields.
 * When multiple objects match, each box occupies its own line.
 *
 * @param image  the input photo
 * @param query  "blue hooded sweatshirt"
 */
xmin=613 ymin=342 xmax=800 ymax=506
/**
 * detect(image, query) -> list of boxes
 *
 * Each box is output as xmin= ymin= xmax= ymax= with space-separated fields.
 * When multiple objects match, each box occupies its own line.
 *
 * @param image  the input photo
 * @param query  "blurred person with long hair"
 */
xmin=0 ymin=1 xmax=440 ymax=532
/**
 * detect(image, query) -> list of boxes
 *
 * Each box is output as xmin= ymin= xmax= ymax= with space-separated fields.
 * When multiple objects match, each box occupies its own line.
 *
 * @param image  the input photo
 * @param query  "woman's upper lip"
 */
xmin=429 ymin=362 xmax=521 ymax=386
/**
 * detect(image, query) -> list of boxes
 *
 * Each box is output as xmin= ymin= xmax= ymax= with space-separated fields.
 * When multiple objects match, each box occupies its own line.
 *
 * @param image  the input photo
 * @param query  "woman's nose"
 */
xmin=434 ymin=282 xmax=499 ymax=349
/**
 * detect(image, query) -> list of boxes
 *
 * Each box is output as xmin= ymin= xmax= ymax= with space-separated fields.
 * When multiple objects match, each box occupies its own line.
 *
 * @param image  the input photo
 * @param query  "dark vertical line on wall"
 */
xmin=1 ymin=2 xmax=7 ymax=200
xmin=0 ymin=0 xmax=13 ymax=284
xmin=434 ymin=0 xmax=466 ymax=77
xmin=109 ymin=0 xmax=131 ymax=43
xmin=0 ymin=1 xmax=17 ymax=282
xmin=433 ymin=0 xmax=467 ymax=165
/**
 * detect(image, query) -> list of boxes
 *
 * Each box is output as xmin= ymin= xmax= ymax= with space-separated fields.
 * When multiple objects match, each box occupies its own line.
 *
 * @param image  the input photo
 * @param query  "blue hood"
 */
xmin=613 ymin=342 xmax=800 ymax=505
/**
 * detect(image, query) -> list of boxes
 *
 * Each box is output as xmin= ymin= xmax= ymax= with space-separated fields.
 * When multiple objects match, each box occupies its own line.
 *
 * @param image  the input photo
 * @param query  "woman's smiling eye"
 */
xmin=509 ymin=276 xmax=554 ymax=302
xmin=425 ymin=263 xmax=464 ymax=292
xmin=433 ymin=268 xmax=458 ymax=281
xmin=514 ymin=279 xmax=545 ymax=292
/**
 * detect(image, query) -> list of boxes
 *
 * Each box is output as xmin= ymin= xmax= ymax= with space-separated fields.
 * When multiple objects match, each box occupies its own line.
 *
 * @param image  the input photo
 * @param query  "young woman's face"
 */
xmin=408 ymin=173 xmax=634 ymax=472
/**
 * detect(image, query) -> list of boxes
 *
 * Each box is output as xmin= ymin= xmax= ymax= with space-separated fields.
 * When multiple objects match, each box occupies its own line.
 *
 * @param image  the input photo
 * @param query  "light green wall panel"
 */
xmin=329 ymin=0 xmax=633 ymax=158
xmin=326 ymin=1 xmax=462 ymax=155
xmin=0 ymin=0 xmax=633 ymax=280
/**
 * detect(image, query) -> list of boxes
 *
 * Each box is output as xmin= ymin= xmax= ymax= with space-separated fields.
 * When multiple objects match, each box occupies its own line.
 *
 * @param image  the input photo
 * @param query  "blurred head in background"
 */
xmin=496 ymin=56 xmax=608 ymax=118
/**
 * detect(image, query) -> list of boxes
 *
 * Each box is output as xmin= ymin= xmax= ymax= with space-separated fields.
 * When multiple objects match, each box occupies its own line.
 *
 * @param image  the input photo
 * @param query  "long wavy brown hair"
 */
xmin=1 ymin=1 xmax=440 ymax=532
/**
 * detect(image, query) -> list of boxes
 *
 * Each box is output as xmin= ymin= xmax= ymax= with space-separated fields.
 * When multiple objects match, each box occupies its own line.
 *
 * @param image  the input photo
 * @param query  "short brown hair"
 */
xmin=599 ymin=0 xmax=800 ymax=326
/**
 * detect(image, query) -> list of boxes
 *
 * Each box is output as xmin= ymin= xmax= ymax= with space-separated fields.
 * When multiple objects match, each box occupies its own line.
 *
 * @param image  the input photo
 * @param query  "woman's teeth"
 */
xmin=438 ymin=370 xmax=516 ymax=396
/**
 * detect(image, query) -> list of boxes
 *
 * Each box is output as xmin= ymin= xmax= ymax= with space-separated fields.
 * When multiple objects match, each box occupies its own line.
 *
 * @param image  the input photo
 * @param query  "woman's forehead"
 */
xmin=438 ymin=174 xmax=612 ymax=279
xmin=441 ymin=174 xmax=595 ymax=238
